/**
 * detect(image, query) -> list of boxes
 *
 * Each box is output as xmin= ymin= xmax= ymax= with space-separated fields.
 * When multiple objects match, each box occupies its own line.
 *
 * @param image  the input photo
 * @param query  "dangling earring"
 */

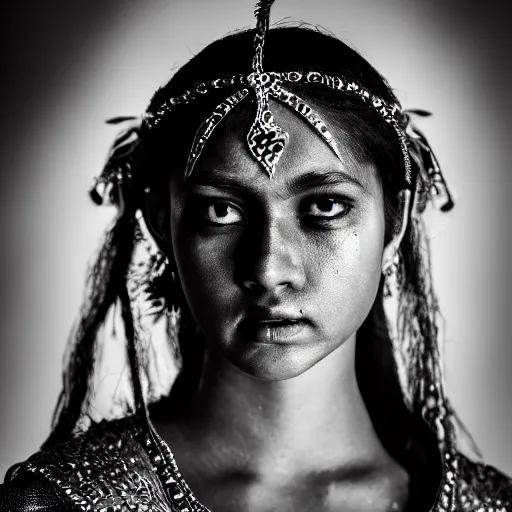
xmin=129 ymin=217 xmax=167 ymax=314
xmin=383 ymin=251 xmax=401 ymax=298
xmin=166 ymin=269 xmax=182 ymax=367
xmin=126 ymin=211 xmax=182 ymax=402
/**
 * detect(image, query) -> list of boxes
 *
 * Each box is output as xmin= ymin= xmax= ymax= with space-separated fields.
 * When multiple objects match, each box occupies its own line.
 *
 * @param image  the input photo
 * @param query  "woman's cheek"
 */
xmin=176 ymin=233 xmax=237 ymax=324
xmin=316 ymin=225 xmax=384 ymax=324
xmin=342 ymin=230 xmax=383 ymax=284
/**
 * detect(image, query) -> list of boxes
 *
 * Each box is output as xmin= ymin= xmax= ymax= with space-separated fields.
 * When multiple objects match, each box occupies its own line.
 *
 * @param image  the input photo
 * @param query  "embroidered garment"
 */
xmin=1 ymin=416 xmax=511 ymax=512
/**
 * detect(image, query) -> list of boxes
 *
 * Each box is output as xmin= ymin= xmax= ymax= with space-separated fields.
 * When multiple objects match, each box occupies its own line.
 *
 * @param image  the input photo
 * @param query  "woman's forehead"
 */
xmin=176 ymin=99 xmax=381 ymax=196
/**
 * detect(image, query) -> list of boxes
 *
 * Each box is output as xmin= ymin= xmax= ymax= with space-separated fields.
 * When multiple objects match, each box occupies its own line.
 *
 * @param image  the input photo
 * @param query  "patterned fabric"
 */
xmin=5 ymin=418 xmax=173 ymax=512
xmin=0 ymin=472 xmax=68 ymax=511
xmin=1 ymin=416 xmax=512 ymax=512
xmin=456 ymin=456 xmax=512 ymax=511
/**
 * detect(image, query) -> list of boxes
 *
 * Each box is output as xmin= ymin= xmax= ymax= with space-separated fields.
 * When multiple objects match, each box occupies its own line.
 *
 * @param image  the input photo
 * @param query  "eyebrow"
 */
xmin=182 ymin=171 xmax=251 ymax=193
xmin=182 ymin=169 xmax=365 ymax=194
xmin=287 ymin=170 xmax=365 ymax=194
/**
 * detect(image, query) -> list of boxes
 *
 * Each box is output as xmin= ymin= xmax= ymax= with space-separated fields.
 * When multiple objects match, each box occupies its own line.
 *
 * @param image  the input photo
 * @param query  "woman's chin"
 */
xmin=225 ymin=342 xmax=326 ymax=381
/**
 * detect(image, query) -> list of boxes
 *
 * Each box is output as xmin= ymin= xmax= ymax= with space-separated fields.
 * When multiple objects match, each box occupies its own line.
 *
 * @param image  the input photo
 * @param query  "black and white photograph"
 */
xmin=1 ymin=0 xmax=511 ymax=510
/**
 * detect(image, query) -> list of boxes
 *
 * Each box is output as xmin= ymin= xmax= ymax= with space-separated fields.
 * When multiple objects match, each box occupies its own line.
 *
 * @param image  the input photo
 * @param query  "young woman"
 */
xmin=1 ymin=1 xmax=511 ymax=510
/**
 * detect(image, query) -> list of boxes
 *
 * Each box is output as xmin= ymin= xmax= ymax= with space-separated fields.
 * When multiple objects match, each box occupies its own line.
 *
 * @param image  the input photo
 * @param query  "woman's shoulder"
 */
xmin=0 ymin=416 xmax=170 ymax=512
xmin=0 ymin=470 xmax=70 ymax=512
xmin=454 ymin=451 xmax=512 ymax=509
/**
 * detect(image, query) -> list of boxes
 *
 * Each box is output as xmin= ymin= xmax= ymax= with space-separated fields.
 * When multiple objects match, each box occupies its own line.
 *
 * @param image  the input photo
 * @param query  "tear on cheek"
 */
xmin=341 ymin=231 xmax=361 ymax=263
xmin=342 ymin=231 xmax=382 ymax=281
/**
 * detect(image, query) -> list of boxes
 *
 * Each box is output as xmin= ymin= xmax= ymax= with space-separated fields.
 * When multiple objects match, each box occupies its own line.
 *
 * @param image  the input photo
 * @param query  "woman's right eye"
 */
xmin=204 ymin=202 xmax=243 ymax=225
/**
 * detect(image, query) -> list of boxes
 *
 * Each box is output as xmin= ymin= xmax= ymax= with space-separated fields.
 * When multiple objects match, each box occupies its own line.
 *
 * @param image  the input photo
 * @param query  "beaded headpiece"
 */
xmin=90 ymin=0 xmax=453 ymax=213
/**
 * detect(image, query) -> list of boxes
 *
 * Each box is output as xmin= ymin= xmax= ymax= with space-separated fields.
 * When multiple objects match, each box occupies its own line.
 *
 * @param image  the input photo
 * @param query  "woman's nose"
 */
xmin=239 ymin=217 xmax=306 ymax=295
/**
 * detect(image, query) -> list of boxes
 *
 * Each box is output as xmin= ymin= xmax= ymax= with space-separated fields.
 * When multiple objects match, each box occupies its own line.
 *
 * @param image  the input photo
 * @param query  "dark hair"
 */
xmin=44 ymin=28 xmax=459 ymax=487
xmin=141 ymin=26 xmax=405 ymax=214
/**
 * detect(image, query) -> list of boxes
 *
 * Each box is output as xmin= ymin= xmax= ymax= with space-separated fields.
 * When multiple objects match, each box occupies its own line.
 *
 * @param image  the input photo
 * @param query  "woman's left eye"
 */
xmin=304 ymin=198 xmax=349 ymax=219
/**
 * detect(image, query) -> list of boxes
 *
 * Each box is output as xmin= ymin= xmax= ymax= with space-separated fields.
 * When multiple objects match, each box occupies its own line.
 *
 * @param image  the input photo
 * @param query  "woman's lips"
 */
xmin=238 ymin=317 xmax=310 ymax=344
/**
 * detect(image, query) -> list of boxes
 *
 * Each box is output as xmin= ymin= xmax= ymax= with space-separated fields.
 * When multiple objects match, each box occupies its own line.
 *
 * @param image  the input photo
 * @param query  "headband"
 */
xmin=90 ymin=0 xmax=453 ymax=214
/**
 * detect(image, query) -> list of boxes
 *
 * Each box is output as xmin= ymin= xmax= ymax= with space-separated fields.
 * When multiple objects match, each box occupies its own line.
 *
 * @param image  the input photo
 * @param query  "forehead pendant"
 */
xmin=118 ymin=1 xmax=454 ymax=212
xmin=94 ymin=0 xmax=458 ymax=207
xmin=92 ymin=4 xmax=455 ymax=215
xmin=185 ymin=0 xmax=342 ymax=179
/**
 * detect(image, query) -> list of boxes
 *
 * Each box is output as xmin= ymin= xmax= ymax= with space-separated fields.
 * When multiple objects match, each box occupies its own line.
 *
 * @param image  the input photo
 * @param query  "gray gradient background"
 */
xmin=1 ymin=0 xmax=511 ymax=479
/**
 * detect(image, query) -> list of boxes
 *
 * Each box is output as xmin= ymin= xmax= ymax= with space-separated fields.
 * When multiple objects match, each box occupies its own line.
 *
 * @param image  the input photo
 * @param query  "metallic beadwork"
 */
xmin=185 ymin=89 xmax=250 ymax=178
xmin=273 ymin=87 xmax=342 ymax=161
xmin=144 ymin=70 xmax=413 ymax=185
xmin=7 ymin=414 xmax=511 ymax=511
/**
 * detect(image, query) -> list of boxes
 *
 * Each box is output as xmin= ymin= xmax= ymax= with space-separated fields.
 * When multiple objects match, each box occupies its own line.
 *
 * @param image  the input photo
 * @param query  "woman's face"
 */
xmin=169 ymin=100 xmax=386 ymax=380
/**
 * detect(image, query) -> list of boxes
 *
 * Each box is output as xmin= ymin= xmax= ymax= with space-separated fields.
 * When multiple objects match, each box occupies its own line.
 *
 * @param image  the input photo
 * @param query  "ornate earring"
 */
xmin=128 ymin=211 xmax=169 ymax=316
xmin=383 ymin=251 xmax=401 ymax=298
xmin=125 ymin=211 xmax=183 ymax=403
xmin=166 ymin=270 xmax=182 ymax=367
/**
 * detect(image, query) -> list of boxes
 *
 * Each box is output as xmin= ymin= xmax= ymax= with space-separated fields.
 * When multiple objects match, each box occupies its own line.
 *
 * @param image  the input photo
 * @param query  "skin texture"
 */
xmin=147 ymin=100 xmax=411 ymax=511
xmin=170 ymin=100 xmax=386 ymax=381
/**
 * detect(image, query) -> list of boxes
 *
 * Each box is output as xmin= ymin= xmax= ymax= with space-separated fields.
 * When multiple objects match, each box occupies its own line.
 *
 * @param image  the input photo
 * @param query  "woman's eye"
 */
xmin=306 ymin=198 xmax=349 ymax=218
xmin=205 ymin=202 xmax=243 ymax=225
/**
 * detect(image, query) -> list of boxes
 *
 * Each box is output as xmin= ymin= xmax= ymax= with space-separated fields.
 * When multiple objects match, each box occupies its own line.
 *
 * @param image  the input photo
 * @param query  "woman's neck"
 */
xmin=172 ymin=334 xmax=391 ymax=473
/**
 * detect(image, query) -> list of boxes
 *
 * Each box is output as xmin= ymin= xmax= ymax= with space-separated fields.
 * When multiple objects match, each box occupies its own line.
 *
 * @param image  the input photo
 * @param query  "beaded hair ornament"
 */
xmin=90 ymin=0 xmax=453 ymax=214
